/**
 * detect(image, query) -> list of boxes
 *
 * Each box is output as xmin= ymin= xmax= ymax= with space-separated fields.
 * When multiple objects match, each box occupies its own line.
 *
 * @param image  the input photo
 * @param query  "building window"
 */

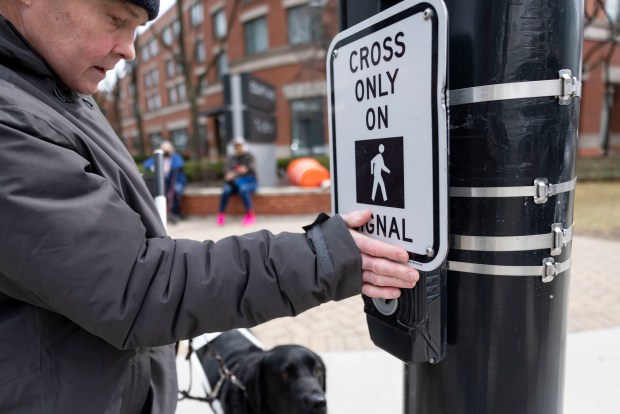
xmin=216 ymin=52 xmax=229 ymax=80
xmin=195 ymin=39 xmax=206 ymax=63
xmin=168 ymin=83 xmax=186 ymax=105
xmin=290 ymin=98 xmax=325 ymax=155
xmin=168 ymin=85 xmax=178 ymax=105
xmin=171 ymin=128 xmax=189 ymax=151
xmin=244 ymin=16 xmax=268 ymax=55
xmin=607 ymin=0 xmax=620 ymax=25
xmin=162 ymin=26 xmax=173 ymax=46
xmin=166 ymin=58 xmax=184 ymax=78
xmin=190 ymin=2 xmax=204 ymax=27
xmin=198 ymin=74 xmax=208 ymax=94
xmin=287 ymin=5 xmax=322 ymax=45
xmin=166 ymin=59 xmax=176 ymax=78
xmin=143 ymin=68 xmax=159 ymax=89
xmin=177 ymin=82 xmax=186 ymax=101
xmin=213 ymin=9 xmax=227 ymax=39
xmin=146 ymin=93 xmax=161 ymax=112
xmin=149 ymin=38 xmax=158 ymax=57
xmin=141 ymin=46 xmax=150 ymax=62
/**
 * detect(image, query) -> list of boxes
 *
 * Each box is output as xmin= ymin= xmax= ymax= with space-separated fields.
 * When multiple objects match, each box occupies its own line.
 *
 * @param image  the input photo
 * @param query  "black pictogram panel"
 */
xmin=355 ymin=137 xmax=404 ymax=208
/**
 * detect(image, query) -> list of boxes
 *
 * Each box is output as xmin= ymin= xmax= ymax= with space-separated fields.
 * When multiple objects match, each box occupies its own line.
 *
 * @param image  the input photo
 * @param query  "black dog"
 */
xmin=193 ymin=330 xmax=327 ymax=414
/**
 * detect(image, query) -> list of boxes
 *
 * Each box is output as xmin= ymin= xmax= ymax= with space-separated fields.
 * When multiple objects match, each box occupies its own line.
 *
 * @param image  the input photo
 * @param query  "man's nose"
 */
xmin=114 ymin=31 xmax=137 ymax=61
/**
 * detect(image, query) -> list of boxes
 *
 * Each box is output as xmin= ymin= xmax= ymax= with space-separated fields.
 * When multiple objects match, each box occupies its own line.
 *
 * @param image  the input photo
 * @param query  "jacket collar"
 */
xmin=0 ymin=15 xmax=79 ymax=103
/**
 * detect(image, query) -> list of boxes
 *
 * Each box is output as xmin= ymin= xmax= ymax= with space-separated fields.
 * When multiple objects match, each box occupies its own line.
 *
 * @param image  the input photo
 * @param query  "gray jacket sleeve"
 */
xmin=0 ymin=111 xmax=362 ymax=350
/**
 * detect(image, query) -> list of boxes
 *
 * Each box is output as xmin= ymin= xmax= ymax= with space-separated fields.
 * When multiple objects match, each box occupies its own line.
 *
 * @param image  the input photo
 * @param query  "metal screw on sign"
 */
xmin=423 ymin=9 xmax=433 ymax=20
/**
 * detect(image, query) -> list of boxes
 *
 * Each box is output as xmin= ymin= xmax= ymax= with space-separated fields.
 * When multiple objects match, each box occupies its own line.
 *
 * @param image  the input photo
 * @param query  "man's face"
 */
xmin=19 ymin=0 xmax=148 ymax=94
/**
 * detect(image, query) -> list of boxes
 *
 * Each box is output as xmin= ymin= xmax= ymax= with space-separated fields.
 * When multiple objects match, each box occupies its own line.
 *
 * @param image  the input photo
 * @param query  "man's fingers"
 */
xmin=342 ymin=209 xmax=419 ymax=300
xmin=362 ymin=270 xmax=417 ymax=289
xmin=350 ymin=230 xmax=409 ymax=263
xmin=341 ymin=210 xmax=372 ymax=228
xmin=361 ymin=284 xmax=402 ymax=299
xmin=361 ymin=254 xmax=418 ymax=284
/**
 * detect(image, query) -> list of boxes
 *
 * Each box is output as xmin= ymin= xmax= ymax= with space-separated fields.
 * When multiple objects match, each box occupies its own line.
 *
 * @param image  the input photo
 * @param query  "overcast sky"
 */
xmin=160 ymin=0 xmax=175 ymax=14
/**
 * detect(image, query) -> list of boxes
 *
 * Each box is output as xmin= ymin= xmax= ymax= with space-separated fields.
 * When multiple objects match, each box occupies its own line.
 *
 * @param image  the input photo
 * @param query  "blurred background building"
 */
xmin=98 ymin=0 xmax=620 ymax=164
xmin=99 ymin=0 xmax=337 ymax=162
xmin=580 ymin=0 xmax=620 ymax=156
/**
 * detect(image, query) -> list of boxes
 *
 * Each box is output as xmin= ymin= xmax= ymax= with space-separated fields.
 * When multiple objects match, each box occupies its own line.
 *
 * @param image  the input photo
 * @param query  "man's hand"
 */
xmin=341 ymin=210 xmax=419 ymax=299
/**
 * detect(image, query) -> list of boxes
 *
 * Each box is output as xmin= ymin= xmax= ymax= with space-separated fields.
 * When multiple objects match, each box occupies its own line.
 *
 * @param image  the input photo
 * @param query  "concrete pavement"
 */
xmin=168 ymin=215 xmax=620 ymax=414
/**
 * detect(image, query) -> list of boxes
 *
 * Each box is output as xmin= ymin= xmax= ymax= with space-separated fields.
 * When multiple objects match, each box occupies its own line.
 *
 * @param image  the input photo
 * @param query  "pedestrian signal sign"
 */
xmin=355 ymin=137 xmax=404 ymax=209
xmin=327 ymin=0 xmax=448 ymax=271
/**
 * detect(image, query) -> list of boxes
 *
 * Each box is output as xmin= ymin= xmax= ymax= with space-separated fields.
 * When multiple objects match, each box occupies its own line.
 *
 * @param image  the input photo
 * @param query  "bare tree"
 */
xmin=129 ymin=38 xmax=147 ymax=156
xmin=104 ymin=70 xmax=125 ymax=143
xmin=150 ymin=0 xmax=242 ymax=161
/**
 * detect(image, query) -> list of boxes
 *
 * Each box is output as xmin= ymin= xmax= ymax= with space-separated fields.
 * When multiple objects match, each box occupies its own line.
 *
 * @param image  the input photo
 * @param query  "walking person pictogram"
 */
xmin=371 ymin=144 xmax=390 ymax=201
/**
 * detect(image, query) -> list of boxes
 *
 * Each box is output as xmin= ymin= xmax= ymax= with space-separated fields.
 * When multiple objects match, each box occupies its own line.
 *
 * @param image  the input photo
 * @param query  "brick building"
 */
xmin=109 ymin=0 xmax=337 ymax=161
xmin=580 ymin=0 xmax=620 ymax=156
xmin=104 ymin=0 xmax=619 ymax=162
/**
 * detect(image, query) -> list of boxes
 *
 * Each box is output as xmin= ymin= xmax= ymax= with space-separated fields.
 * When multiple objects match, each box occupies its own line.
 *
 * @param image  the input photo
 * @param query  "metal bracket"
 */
xmin=559 ymin=69 xmax=580 ymax=105
xmin=542 ymin=257 xmax=557 ymax=283
xmin=534 ymin=177 xmax=550 ymax=204
xmin=550 ymin=223 xmax=568 ymax=256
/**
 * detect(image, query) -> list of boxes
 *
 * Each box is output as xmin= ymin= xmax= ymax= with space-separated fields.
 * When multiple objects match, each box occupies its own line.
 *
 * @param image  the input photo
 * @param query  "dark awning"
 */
xmin=202 ymin=106 xmax=226 ymax=117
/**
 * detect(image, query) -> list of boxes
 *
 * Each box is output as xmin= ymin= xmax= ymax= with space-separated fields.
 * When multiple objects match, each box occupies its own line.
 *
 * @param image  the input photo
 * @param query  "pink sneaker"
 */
xmin=216 ymin=213 xmax=225 ymax=226
xmin=241 ymin=212 xmax=256 ymax=226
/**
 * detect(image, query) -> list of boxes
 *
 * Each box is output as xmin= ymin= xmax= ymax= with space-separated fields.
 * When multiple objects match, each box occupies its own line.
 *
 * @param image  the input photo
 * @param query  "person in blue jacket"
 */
xmin=144 ymin=140 xmax=188 ymax=222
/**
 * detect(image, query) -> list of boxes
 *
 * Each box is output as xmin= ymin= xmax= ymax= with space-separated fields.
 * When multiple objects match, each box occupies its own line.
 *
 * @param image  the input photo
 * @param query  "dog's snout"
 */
xmin=304 ymin=392 xmax=327 ymax=410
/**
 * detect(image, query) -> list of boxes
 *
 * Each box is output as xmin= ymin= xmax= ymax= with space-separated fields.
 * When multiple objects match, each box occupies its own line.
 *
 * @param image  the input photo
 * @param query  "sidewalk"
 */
xmin=168 ymin=215 xmax=620 ymax=413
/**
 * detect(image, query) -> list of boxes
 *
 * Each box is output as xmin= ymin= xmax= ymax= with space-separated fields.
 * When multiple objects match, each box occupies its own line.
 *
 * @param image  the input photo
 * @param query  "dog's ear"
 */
xmin=242 ymin=355 xmax=264 ymax=413
xmin=318 ymin=355 xmax=327 ymax=392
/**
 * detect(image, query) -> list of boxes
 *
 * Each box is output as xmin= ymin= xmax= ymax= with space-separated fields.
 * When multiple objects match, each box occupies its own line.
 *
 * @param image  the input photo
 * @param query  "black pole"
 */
xmin=154 ymin=149 xmax=165 ymax=198
xmin=153 ymin=149 xmax=167 ymax=227
xmin=338 ymin=0 xmax=583 ymax=412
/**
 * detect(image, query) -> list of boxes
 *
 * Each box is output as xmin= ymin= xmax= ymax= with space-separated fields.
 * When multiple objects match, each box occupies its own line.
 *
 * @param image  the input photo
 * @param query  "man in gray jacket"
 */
xmin=0 ymin=0 xmax=418 ymax=413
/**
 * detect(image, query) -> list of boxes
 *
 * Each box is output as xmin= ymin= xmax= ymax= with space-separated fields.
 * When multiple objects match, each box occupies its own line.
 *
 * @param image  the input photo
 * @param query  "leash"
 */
xmin=177 ymin=339 xmax=248 ymax=407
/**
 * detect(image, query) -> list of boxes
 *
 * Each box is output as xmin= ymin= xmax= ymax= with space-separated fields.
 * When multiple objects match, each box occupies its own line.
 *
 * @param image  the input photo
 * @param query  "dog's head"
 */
xmin=246 ymin=344 xmax=327 ymax=414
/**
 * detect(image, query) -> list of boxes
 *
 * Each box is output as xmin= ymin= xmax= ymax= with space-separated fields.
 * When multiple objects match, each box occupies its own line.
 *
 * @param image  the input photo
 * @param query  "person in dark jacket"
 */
xmin=0 ymin=1 xmax=418 ymax=413
xmin=144 ymin=140 xmax=188 ymax=222
xmin=217 ymin=136 xmax=259 ymax=226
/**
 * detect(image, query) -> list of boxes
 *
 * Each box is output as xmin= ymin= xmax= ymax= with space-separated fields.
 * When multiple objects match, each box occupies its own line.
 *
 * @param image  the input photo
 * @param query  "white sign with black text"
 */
xmin=327 ymin=0 xmax=448 ymax=271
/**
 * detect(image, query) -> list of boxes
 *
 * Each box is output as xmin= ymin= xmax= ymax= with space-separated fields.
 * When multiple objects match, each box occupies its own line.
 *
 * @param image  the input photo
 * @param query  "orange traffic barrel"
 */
xmin=287 ymin=158 xmax=330 ymax=187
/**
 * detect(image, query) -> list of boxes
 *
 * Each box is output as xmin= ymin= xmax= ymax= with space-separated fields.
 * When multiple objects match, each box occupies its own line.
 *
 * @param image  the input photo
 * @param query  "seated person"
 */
xmin=217 ymin=137 xmax=258 ymax=226
xmin=143 ymin=141 xmax=187 ymax=222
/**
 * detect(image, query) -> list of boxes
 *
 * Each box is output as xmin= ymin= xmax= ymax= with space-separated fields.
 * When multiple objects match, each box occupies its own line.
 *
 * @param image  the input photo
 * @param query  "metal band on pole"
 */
xmin=447 ymin=258 xmax=571 ymax=279
xmin=450 ymin=224 xmax=573 ymax=255
xmin=448 ymin=69 xmax=582 ymax=106
xmin=450 ymin=177 xmax=577 ymax=199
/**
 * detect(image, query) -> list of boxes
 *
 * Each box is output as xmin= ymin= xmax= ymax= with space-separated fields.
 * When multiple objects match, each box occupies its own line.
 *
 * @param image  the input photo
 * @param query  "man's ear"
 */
xmin=17 ymin=0 xmax=33 ymax=7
